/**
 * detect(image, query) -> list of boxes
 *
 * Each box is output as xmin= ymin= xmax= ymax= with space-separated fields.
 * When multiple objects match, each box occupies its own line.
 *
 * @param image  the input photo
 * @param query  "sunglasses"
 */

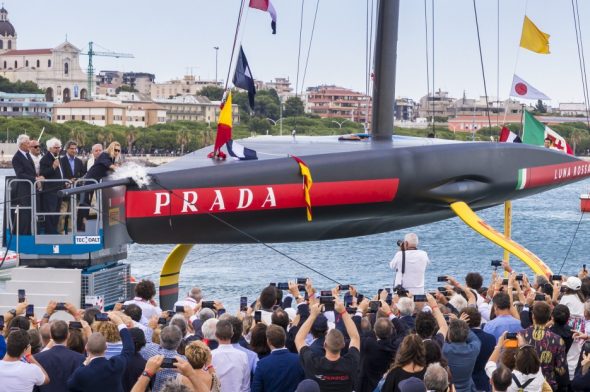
xmin=30 ymin=145 xmax=40 ymax=149
xmin=114 ymin=149 xmax=120 ymax=152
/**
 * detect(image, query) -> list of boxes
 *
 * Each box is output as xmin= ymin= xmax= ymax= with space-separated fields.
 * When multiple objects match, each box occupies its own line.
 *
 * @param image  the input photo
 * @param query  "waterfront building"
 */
xmin=0 ymin=92 xmax=53 ymax=119
xmin=150 ymin=75 xmax=222 ymax=100
xmin=304 ymin=85 xmax=372 ymax=128
xmin=154 ymin=95 xmax=239 ymax=124
xmin=53 ymin=100 xmax=166 ymax=127
xmin=418 ymin=90 xmax=455 ymax=119
xmin=447 ymin=115 xmax=522 ymax=132
xmin=261 ymin=77 xmax=293 ymax=100
xmin=394 ymin=98 xmax=417 ymax=121
xmin=0 ymin=7 xmax=88 ymax=103
xmin=559 ymin=103 xmax=587 ymax=117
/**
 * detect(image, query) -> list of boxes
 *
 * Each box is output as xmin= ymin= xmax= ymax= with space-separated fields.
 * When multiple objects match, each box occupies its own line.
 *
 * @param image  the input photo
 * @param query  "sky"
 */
xmin=4 ymin=0 xmax=590 ymax=104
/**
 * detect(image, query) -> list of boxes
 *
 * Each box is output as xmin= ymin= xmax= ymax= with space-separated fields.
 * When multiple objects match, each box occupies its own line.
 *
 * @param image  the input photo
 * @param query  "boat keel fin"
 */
xmin=450 ymin=201 xmax=552 ymax=277
xmin=159 ymin=244 xmax=194 ymax=310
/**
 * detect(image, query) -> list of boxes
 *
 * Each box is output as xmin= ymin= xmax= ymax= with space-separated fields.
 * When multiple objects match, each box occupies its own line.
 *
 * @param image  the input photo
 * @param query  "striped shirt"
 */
xmin=140 ymin=342 xmax=186 ymax=392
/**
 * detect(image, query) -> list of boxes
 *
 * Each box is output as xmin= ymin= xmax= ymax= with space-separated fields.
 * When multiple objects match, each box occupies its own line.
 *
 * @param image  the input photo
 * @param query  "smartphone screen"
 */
xmin=240 ymin=297 xmax=248 ymax=311
xmin=254 ymin=310 xmax=262 ymax=323
xmin=18 ymin=289 xmax=25 ymax=303
xmin=175 ymin=305 xmax=185 ymax=313
xmin=26 ymin=305 xmax=34 ymax=318
xmin=95 ymin=313 xmax=109 ymax=322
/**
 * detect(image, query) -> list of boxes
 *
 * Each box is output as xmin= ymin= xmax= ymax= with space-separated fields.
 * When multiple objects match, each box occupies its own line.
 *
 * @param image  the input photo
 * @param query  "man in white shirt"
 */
xmin=389 ymin=233 xmax=430 ymax=294
xmin=212 ymin=319 xmax=250 ymax=392
xmin=85 ymin=143 xmax=103 ymax=171
xmin=124 ymin=279 xmax=162 ymax=325
xmin=173 ymin=286 xmax=202 ymax=310
xmin=0 ymin=329 xmax=49 ymax=392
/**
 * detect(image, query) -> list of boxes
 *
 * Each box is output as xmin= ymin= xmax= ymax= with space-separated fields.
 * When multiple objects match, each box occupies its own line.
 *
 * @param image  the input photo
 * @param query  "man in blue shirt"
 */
xmin=252 ymin=325 xmax=304 ymax=392
xmin=483 ymin=292 xmax=521 ymax=342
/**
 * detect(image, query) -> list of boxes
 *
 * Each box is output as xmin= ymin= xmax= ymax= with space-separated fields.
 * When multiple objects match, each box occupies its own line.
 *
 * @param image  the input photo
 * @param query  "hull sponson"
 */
xmin=125 ymin=143 xmax=588 ymax=244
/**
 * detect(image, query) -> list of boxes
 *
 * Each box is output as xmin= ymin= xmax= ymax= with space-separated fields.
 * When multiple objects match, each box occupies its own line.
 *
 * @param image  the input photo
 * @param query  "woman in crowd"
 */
xmin=182 ymin=340 xmax=220 ymax=391
xmin=382 ymin=334 xmax=427 ymax=391
xmin=249 ymin=323 xmax=270 ymax=359
xmin=93 ymin=319 xmax=124 ymax=359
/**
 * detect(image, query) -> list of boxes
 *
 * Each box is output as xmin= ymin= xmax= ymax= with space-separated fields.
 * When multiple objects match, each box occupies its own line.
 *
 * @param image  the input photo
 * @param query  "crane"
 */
xmin=80 ymin=41 xmax=134 ymax=100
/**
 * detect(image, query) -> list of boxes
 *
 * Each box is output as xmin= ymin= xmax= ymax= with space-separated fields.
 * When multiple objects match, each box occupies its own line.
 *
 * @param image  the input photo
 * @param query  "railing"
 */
xmin=5 ymin=178 xmax=102 ymax=245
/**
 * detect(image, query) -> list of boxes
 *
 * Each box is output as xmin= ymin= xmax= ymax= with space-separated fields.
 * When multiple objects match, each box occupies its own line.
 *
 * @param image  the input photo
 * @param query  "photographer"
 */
xmin=389 ymin=233 xmax=430 ymax=295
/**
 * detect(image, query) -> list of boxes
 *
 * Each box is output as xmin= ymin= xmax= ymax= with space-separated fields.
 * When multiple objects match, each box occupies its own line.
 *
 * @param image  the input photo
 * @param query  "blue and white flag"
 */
xmin=226 ymin=140 xmax=258 ymax=160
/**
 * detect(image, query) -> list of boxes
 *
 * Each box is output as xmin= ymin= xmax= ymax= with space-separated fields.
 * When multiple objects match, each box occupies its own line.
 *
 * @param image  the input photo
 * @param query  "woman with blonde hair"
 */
xmin=85 ymin=141 xmax=121 ymax=182
xmin=180 ymin=340 xmax=220 ymax=391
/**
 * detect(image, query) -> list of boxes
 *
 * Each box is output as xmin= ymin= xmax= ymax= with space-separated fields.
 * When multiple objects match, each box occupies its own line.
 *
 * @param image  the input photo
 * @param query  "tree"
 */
xmin=534 ymin=99 xmax=547 ymax=114
xmin=283 ymin=97 xmax=305 ymax=117
xmin=126 ymin=128 xmax=138 ymax=153
xmin=176 ymin=128 xmax=191 ymax=155
xmin=116 ymin=85 xmax=138 ymax=93
xmin=199 ymin=86 xmax=225 ymax=101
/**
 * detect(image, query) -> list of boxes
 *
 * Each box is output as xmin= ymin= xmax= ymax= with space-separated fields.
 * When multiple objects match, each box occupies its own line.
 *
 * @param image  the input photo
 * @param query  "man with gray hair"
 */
xmin=424 ymin=363 xmax=450 ymax=392
xmin=11 ymin=134 xmax=43 ymax=234
xmin=173 ymin=287 xmax=202 ymax=310
xmin=389 ymin=232 xmax=430 ymax=294
xmin=140 ymin=325 xmax=187 ymax=391
xmin=39 ymin=137 xmax=64 ymax=234
xmin=85 ymin=143 xmax=103 ymax=170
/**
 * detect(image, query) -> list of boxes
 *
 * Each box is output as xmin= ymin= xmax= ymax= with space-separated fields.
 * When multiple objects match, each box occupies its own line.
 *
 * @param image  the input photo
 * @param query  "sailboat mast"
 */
xmin=371 ymin=0 xmax=400 ymax=142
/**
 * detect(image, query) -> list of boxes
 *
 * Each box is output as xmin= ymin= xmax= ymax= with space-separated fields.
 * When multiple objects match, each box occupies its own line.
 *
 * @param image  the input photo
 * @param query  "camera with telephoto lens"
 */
xmin=394 ymin=285 xmax=407 ymax=296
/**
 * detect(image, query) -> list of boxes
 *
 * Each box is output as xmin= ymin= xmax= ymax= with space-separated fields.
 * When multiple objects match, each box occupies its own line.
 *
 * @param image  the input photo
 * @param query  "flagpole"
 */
xmin=519 ymin=104 xmax=525 ymax=137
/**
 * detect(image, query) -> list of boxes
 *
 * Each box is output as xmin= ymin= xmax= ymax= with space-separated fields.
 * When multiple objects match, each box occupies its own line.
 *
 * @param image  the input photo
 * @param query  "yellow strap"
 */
xmin=450 ymin=201 xmax=552 ymax=277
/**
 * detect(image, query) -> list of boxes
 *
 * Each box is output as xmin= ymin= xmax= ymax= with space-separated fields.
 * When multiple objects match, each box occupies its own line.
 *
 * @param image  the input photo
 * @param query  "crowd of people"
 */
xmin=10 ymin=133 xmax=121 ymax=235
xmin=2 ymin=243 xmax=590 ymax=392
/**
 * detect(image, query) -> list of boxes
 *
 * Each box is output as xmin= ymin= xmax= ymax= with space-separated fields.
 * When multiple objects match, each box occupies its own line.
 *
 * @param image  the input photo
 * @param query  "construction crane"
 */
xmin=80 ymin=41 xmax=134 ymax=100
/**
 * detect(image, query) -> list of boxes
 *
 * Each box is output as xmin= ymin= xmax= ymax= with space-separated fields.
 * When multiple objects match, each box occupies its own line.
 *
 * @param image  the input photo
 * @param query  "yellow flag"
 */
xmin=520 ymin=16 xmax=550 ymax=54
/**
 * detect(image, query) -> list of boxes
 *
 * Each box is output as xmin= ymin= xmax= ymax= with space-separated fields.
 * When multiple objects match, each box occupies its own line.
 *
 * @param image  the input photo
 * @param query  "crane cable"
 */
xmin=472 ymin=0 xmax=492 ymax=132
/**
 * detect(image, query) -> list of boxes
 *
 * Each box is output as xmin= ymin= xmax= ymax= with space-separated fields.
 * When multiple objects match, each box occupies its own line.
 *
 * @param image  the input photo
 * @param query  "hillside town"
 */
xmin=0 ymin=6 xmax=587 ymax=136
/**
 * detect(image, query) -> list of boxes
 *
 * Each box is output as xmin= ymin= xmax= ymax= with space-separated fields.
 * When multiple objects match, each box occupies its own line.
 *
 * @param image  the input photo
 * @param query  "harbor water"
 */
xmin=2 ymin=168 xmax=590 ymax=311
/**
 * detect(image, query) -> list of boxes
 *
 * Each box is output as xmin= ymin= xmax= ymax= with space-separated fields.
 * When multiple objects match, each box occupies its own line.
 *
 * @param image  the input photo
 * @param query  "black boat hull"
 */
xmin=123 ymin=142 xmax=590 ymax=244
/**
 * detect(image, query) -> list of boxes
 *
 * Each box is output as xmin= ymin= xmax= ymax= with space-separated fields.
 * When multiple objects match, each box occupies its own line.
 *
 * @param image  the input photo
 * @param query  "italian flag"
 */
xmin=522 ymin=111 xmax=573 ymax=155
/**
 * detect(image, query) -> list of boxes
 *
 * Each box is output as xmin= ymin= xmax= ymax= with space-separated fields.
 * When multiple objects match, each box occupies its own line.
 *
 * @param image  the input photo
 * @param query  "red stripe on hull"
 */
xmin=523 ymin=161 xmax=590 ymax=189
xmin=126 ymin=179 xmax=399 ymax=218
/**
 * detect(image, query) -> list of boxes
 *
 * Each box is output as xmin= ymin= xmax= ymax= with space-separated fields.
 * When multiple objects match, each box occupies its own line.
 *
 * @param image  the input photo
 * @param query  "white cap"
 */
xmin=563 ymin=276 xmax=582 ymax=291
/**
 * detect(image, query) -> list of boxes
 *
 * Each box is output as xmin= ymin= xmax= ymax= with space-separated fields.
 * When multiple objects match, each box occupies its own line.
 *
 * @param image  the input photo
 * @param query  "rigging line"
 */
xmin=142 ymin=244 xmax=242 ymax=279
xmin=150 ymin=177 xmax=341 ymax=285
xmin=366 ymin=0 xmax=375 ymax=131
xmin=431 ymin=0 xmax=435 ymax=137
xmin=472 ymin=0 xmax=492 ymax=131
xmin=300 ymin=0 xmax=321 ymax=97
xmin=365 ymin=0 xmax=370 ymax=96
xmin=558 ymin=211 xmax=584 ymax=274
xmin=224 ymin=0 xmax=247 ymax=91
xmin=424 ymin=0 xmax=430 ymax=128
xmin=295 ymin=0 xmax=306 ymax=98
xmin=496 ymin=0 xmax=500 ymax=126
xmin=572 ymin=0 xmax=590 ymax=130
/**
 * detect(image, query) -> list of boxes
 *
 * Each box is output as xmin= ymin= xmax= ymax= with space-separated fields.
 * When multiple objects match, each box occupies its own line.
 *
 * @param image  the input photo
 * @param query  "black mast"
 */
xmin=371 ymin=0 xmax=400 ymax=142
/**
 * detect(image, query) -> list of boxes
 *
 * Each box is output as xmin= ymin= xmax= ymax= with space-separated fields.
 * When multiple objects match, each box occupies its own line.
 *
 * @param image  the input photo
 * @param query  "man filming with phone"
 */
xmin=389 ymin=233 xmax=430 ymax=295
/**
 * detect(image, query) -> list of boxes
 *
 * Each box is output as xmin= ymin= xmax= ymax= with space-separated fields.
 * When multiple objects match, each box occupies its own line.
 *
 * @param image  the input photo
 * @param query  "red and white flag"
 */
xmin=509 ymin=74 xmax=550 ymax=100
xmin=249 ymin=0 xmax=277 ymax=34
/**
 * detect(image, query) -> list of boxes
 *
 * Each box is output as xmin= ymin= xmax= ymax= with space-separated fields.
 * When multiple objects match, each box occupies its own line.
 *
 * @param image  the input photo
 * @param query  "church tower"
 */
xmin=0 ymin=7 xmax=16 ymax=53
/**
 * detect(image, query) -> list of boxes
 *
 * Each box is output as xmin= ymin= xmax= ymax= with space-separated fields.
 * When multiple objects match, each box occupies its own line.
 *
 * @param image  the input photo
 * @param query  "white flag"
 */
xmin=509 ymin=74 xmax=550 ymax=100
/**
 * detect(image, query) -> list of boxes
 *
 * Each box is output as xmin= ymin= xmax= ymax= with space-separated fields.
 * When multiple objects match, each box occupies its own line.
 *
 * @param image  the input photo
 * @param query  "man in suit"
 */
xmin=252 ymin=325 xmax=304 ymax=392
xmin=67 ymin=312 xmax=133 ymax=392
xmin=59 ymin=140 xmax=86 ymax=232
xmin=11 ymin=134 xmax=43 ymax=234
xmin=34 ymin=320 xmax=85 ymax=392
xmin=39 ymin=138 xmax=63 ymax=235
